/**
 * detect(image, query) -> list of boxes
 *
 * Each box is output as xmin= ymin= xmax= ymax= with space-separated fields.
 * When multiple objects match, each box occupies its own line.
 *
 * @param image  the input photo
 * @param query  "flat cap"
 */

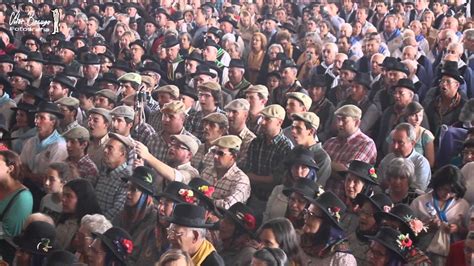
xmin=118 ymin=73 xmax=142 ymax=86
xmin=287 ymin=92 xmax=312 ymax=110
xmin=62 ymin=126 xmax=90 ymax=140
xmin=224 ymin=99 xmax=250 ymax=111
xmin=198 ymin=81 xmax=221 ymax=91
xmin=292 ymin=112 xmax=320 ymax=130
xmin=212 ymin=135 xmax=242 ymax=150
xmin=95 ymin=89 xmax=117 ymax=103
xmin=108 ymin=132 xmax=134 ymax=148
xmin=55 ymin=97 xmax=79 ymax=109
xmin=245 ymin=85 xmax=269 ymax=99
xmin=161 ymin=101 xmax=186 ymax=114
xmin=141 ymin=75 xmax=155 ymax=87
xmin=335 ymin=104 xmax=362 ymax=120
xmin=156 ymin=85 xmax=180 ymax=99
xmin=260 ymin=104 xmax=286 ymax=120
xmin=111 ymin=106 xmax=135 ymax=120
xmin=171 ymin=135 xmax=199 ymax=156
xmin=203 ymin=112 xmax=228 ymax=127
xmin=88 ymin=107 xmax=112 ymax=122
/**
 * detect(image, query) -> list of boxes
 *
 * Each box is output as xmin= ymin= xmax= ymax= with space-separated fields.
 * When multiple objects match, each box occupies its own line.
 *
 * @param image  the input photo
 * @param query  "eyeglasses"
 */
xmin=166 ymin=227 xmax=185 ymax=238
xmin=210 ymin=148 xmax=232 ymax=156
xmin=440 ymin=79 xmax=458 ymax=85
xmin=303 ymin=209 xmax=324 ymax=219
xmin=168 ymin=141 xmax=190 ymax=151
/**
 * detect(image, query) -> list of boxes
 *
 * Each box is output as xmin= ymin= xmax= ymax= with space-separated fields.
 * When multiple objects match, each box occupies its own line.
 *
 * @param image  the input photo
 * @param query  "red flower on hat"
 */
xmin=368 ymin=167 xmax=377 ymax=179
xmin=397 ymin=234 xmax=413 ymax=250
xmin=243 ymin=213 xmax=256 ymax=230
xmin=178 ymin=189 xmax=196 ymax=204
xmin=198 ymin=185 xmax=215 ymax=198
xmin=328 ymin=207 xmax=341 ymax=222
xmin=120 ymin=239 xmax=133 ymax=254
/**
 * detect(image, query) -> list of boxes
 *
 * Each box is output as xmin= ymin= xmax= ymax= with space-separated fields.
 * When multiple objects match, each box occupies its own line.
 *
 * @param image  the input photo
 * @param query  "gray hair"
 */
xmin=75 ymin=13 xmax=88 ymax=22
xmin=222 ymin=33 xmax=236 ymax=43
xmin=393 ymin=123 xmax=416 ymax=142
xmin=268 ymin=43 xmax=284 ymax=53
xmin=467 ymin=231 xmax=474 ymax=240
xmin=386 ymin=157 xmax=416 ymax=185
xmin=189 ymin=227 xmax=207 ymax=239
xmin=80 ymin=214 xmax=113 ymax=234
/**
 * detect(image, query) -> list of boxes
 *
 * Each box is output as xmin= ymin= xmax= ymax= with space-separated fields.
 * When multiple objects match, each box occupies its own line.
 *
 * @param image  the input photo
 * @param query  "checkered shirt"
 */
xmin=191 ymin=144 xmax=214 ymax=173
xmin=322 ymin=129 xmax=377 ymax=166
xmin=185 ymin=107 xmax=226 ymax=141
xmin=201 ymin=163 xmax=251 ymax=209
xmin=94 ymin=162 xmax=131 ymax=220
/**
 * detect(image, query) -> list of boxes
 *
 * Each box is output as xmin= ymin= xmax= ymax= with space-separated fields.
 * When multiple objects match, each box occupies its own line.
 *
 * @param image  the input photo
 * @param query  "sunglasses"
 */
xmin=210 ymin=148 xmax=232 ymax=157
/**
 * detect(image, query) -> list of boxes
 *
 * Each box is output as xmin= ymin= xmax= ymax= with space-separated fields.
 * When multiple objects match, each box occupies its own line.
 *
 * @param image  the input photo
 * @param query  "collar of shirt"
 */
xmin=339 ymin=128 xmax=362 ymax=143
xmin=106 ymin=162 xmax=128 ymax=175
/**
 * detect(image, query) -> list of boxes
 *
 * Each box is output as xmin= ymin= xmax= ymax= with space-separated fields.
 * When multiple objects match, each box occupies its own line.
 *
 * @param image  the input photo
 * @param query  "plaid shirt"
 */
xmin=148 ymin=110 xmax=163 ymax=132
xmin=94 ymin=162 xmax=131 ymax=220
xmin=185 ymin=108 xmax=226 ymax=141
xmin=244 ymin=132 xmax=293 ymax=177
xmin=132 ymin=122 xmax=156 ymax=145
xmin=236 ymin=126 xmax=256 ymax=168
xmin=67 ymin=155 xmax=98 ymax=184
xmin=191 ymin=144 xmax=214 ymax=173
xmin=201 ymin=163 xmax=251 ymax=209
xmin=88 ymin=134 xmax=109 ymax=171
xmin=323 ymin=129 xmax=377 ymax=166
xmin=146 ymin=128 xmax=200 ymax=162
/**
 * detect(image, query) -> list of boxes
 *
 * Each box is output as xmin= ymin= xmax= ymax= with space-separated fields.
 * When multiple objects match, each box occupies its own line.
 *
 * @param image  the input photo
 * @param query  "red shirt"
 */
xmin=446 ymin=240 xmax=466 ymax=266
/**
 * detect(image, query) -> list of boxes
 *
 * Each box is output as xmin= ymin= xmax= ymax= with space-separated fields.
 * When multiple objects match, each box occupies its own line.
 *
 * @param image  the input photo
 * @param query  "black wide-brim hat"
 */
xmin=31 ymin=101 xmax=64 ymax=119
xmin=11 ymin=102 xmax=36 ymax=112
xmin=111 ymin=60 xmax=133 ymax=73
xmin=188 ymin=177 xmax=222 ymax=217
xmin=390 ymin=78 xmax=416 ymax=93
xmin=366 ymin=227 xmax=408 ymax=263
xmin=52 ymin=73 xmax=75 ymax=90
xmin=346 ymin=160 xmax=378 ymax=185
xmin=24 ymin=85 xmax=46 ymax=101
xmin=304 ymin=191 xmax=347 ymax=229
xmin=218 ymin=15 xmax=238 ymax=28
xmin=284 ymin=147 xmax=319 ymax=170
xmin=97 ymin=72 xmax=120 ymax=85
xmin=441 ymin=64 xmax=465 ymax=84
xmin=165 ymin=203 xmax=217 ymax=228
xmin=122 ymin=166 xmax=156 ymax=196
xmin=21 ymin=34 xmax=42 ymax=46
xmin=191 ymin=64 xmax=217 ymax=78
xmin=282 ymin=178 xmax=320 ymax=198
xmin=93 ymin=227 xmax=133 ymax=265
xmin=13 ymin=221 xmax=58 ymax=256
xmin=352 ymin=72 xmax=371 ymax=89
xmin=221 ymin=202 xmax=259 ymax=238
xmin=154 ymin=181 xmax=192 ymax=203
xmin=8 ymin=68 xmax=34 ymax=82
xmin=180 ymin=85 xmax=198 ymax=101
xmin=354 ymin=193 xmax=393 ymax=213
xmin=162 ymin=35 xmax=180 ymax=48
xmin=79 ymin=53 xmax=101 ymax=65
xmin=374 ymin=204 xmax=417 ymax=241
xmin=25 ymin=52 xmax=46 ymax=63
xmin=129 ymin=40 xmax=146 ymax=52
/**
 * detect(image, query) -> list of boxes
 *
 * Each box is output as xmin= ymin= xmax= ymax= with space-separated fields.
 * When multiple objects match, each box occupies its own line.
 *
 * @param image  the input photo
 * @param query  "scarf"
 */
xmin=433 ymin=196 xmax=454 ymax=223
xmin=36 ymin=130 xmax=62 ymax=153
xmin=0 ymin=92 xmax=10 ymax=105
xmin=383 ymin=29 xmax=401 ymax=43
xmin=247 ymin=50 xmax=265 ymax=71
xmin=192 ymin=239 xmax=215 ymax=266
xmin=415 ymin=34 xmax=425 ymax=43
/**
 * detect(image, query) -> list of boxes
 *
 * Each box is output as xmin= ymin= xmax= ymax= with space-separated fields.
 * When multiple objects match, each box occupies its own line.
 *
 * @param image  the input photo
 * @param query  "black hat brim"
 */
xmin=164 ymin=215 xmax=217 ymax=228
xmin=92 ymin=233 xmax=128 ymax=264
xmin=346 ymin=169 xmax=378 ymax=185
xmin=304 ymin=196 xmax=343 ymax=230
xmin=374 ymin=211 xmax=416 ymax=240
xmin=220 ymin=208 xmax=257 ymax=238
xmin=366 ymin=234 xmax=407 ymax=263
xmin=122 ymin=176 xmax=154 ymax=196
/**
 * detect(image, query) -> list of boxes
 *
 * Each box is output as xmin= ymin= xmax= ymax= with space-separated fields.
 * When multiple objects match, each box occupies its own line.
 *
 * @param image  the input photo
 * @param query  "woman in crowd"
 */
xmin=73 ymin=214 xmax=112 ymax=264
xmin=384 ymin=157 xmax=423 ymax=205
xmin=117 ymin=31 xmax=137 ymax=61
xmin=13 ymin=221 xmax=58 ymax=266
xmin=258 ymin=217 xmax=305 ymax=265
xmin=219 ymin=202 xmax=261 ymax=265
xmin=246 ymin=32 xmax=267 ymax=84
xmin=113 ymin=167 xmax=157 ymax=257
xmin=10 ymin=103 xmax=36 ymax=154
xmin=0 ymin=150 xmax=33 ymax=262
xmin=348 ymin=193 xmax=393 ymax=265
xmin=335 ymin=160 xmax=378 ymax=233
xmin=55 ymin=179 xmax=102 ymax=250
xmin=300 ymin=191 xmax=356 ymax=265
xmin=366 ymin=227 xmax=412 ymax=266
xmin=111 ymin=22 xmax=133 ymax=55
xmin=88 ymin=227 xmax=134 ymax=266
xmin=410 ymin=165 xmax=469 ymax=265
xmin=238 ymin=10 xmax=259 ymax=56
xmin=251 ymin=247 xmax=289 ymax=266
xmin=40 ymin=162 xmax=77 ymax=223
xmin=179 ymin=32 xmax=194 ymax=56
xmin=264 ymin=147 xmax=320 ymax=223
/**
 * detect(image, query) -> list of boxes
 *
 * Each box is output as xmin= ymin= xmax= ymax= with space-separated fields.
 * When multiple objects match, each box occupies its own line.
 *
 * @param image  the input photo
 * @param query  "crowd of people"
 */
xmin=0 ymin=0 xmax=473 ymax=265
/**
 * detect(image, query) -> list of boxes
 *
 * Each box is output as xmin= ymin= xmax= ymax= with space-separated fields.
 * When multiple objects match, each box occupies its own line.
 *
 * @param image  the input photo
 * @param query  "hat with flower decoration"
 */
xmin=346 ymin=160 xmax=378 ymax=185
xmin=154 ymin=181 xmax=194 ymax=204
xmin=367 ymin=227 xmax=411 ymax=263
xmin=93 ymin=227 xmax=134 ymax=264
xmin=166 ymin=203 xmax=217 ymax=228
xmin=222 ymin=202 xmax=259 ymax=238
xmin=188 ymin=177 xmax=222 ymax=218
xmin=354 ymin=193 xmax=394 ymax=213
xmin=374 ymin=204 xmax=428 ymax=241
xmin=303 ymin=191 xmax=347 ymax=229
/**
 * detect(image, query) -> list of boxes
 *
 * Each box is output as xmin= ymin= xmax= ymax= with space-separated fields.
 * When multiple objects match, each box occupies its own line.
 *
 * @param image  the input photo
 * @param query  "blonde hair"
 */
xmin=112 ymin=22 xmax=132 ymax=43
xmin=156 ymin=249 xmax=193 ymax=266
